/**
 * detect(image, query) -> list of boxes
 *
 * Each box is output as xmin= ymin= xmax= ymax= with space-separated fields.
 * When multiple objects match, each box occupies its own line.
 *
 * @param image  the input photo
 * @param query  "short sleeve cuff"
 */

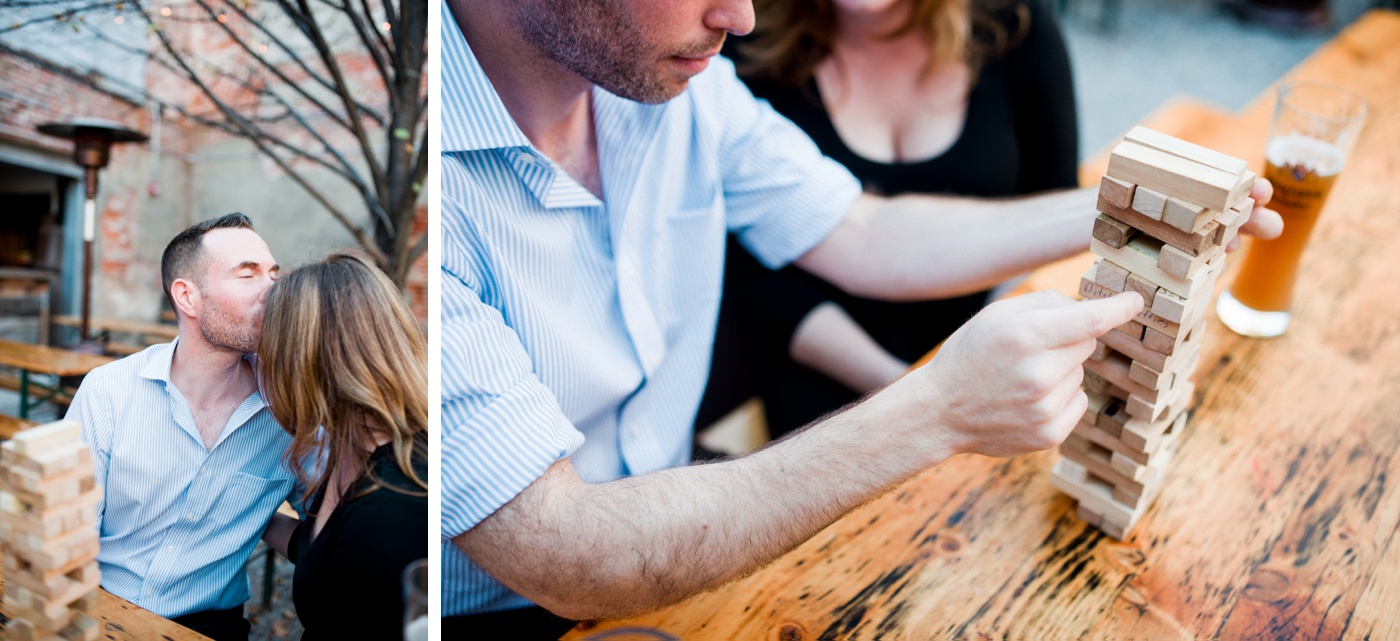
xmin=441 ymin=375 xmax=585 ymax=539
xmin=733 ymin=157 xmax=860 ymax=269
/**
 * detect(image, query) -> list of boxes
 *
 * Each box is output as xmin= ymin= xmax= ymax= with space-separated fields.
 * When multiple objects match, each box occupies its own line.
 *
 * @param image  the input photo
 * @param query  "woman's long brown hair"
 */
xmin=259 ymin=252 xmax=428 ymax=509
xmin=738 ymin=0 xmax=1029 ymax=88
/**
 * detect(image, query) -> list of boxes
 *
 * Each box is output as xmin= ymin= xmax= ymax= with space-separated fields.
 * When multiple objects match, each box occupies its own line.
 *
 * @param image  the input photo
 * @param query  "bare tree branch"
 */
xmin=132 ymin=0 xmax=389 ymax=266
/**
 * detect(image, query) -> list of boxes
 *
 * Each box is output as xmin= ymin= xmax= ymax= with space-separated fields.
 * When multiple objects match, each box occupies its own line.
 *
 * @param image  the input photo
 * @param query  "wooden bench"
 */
xmin=52 ymin=315 xmax=178 ymax=357
xmin=0 ymin=413 xmax=40 ymax=439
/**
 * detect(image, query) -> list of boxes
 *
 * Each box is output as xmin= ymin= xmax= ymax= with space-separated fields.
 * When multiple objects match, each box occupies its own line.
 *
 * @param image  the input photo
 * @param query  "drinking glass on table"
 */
xmin=1217 ymin=81 xmax=1368 ymax=337
xmin=403 ymin=558 xmax=429 ymax=641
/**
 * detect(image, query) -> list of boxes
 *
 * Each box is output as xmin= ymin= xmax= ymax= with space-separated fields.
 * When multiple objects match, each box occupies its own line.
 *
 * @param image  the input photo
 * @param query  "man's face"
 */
xmin=194 ymin=228 xmax=279 ymax=354
xmin=515 ymin=0 xmax=754 ymax=104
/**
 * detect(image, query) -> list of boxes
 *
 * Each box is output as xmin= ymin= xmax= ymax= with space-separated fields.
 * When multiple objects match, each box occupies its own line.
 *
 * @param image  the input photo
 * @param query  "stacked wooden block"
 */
xmin=0 ymin=421 xmax=101 ymax=641
xmin=1051 ymin=126 xmax=1255 ymax=540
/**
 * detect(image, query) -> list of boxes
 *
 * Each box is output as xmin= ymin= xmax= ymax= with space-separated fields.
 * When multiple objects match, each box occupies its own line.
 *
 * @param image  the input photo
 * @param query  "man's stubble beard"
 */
xmin=200 ymin=298 xmax=260 ymax=355
xmin=513 ymin=0 xmax=723 ymax=104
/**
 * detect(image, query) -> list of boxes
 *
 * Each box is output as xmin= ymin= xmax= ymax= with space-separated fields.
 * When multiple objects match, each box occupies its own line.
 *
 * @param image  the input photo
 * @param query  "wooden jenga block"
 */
xmin=1076 ymin=503 xmax=1103 ymax=528
xmin=1050 ymin=459 xmax=1141 ymax=529
xmin=1077 ymin=386 xmax=1185 ymax=455
xmin=1083 ymin=349 xmax=1165 ymax=403
xmin=1099 ymin=175 xmax=1137 ymax=209
xmin=7 ymin=523 xmax=101 ymax=573
xmin=1080 ymin=274 xmax=1183 ymax=338
xmin=3 ymin=557 xmax=100 ymax=602
xmin=1162 ymin=197 xmax=1215 ymax=234
xmin=1060 ymin=439 xmax=1152 ymax=499
xmin=7 ymin=421 xmax=83 ymax=456
xmin=1123 ymin=395 xmax=1192 ymax=449
xmin=1094 ymin=259 xmax=1129 ymax=292
xmin=1090 ymin=237 xmax=1218 ymax=299
xmin=2 ymin=480 xmax=99 ymax=514
xmin=1081 ymin=388 xmax=1108 ymax=427
xmin=1124 ymin=273 xmax=1159 ymax=309
xmin=1128 ymin=360 xmax=1169 ymax=391
xmin=1 ymin=441 xmax=90 ymax=478
xmin=1110 ymin=451 xmax=1147 ymax=481
xmin=14 ymin=612 xmax=102 ymax=641
xmin=1097 ymin=399 xmax=1130 ymax=438
xmin=66 ymin=613 xmax=101 ymax=641
xmin=1090 ymin=341 xmax=1109 ymax=362
xmin=1151 ymin=289 xmax=1190 ymax=324
xmin=1213 ymin=198 xmax=1251 ymax=247
xmin=1098 ymin=192 xmax=1219 ymax=257
xmin=5 ymin=587 xmax=76 ymax=631
xmin=1131 ymin=186 xmax=1169 ymax=221
xmin=1157 ymin=240 xmax=1221 ymax=280
xmin=0 ymin=490 xmax=101 ymax=536
xmin=1142 ymin=326 xmax=1176 ymax=354
xmin=2 ymin=461 xmax=97 ymax=507
xmin=1112 ymin=320 xmax=1146 ymax=341
xmin=1084 ymin=370 xmax=1110 ymax=397
xmin=1093 ymin=214 xmax=1137 ymax=249
xmin=1103 ymin=318 xmax=1205 ymax=372
xmin=1123 ymin=126 xmax=1250 ymax=176
xmin=1073 ymin=418 xmax=1145 ymax=466
xmin=1107 ymin=140 xmax=1254 ymax=213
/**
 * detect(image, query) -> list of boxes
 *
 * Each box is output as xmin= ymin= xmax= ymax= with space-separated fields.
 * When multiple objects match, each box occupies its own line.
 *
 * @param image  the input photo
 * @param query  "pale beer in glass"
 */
xmin=1217 ymin=82 xmax=1367 ymax=337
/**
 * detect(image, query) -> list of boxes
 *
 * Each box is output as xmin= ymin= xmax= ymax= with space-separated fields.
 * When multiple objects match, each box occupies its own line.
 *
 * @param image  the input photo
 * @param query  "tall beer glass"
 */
xmin=1217 ymin=82 xmax=1367 ymax=337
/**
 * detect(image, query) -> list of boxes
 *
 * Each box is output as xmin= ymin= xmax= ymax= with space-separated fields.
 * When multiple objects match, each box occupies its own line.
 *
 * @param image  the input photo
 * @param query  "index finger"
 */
xmin=1032 ymin=291 xmax=1145 ymax=349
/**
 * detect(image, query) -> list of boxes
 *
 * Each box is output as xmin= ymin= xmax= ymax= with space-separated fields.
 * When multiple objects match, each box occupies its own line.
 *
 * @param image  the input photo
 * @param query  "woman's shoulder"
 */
xmin=973 ymin=0 xmax=1059 ymax=57
xmin=344 ymin=440 xmax=429 ymax=511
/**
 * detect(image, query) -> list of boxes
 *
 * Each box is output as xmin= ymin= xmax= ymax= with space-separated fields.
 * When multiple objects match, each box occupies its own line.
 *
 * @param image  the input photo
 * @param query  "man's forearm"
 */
xmin=457 ymin=387 xmax=942 ymax=621
xmin=262 ymin=513 xmax=298 ymax=560
xmin=798 ymin=189 xmax=1098 ymax=301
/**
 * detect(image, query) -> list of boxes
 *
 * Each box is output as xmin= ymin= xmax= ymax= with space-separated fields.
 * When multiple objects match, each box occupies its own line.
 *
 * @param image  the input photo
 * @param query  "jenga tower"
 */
xmin=0 ymin=420 xmax=102 ymax=641
xmin=1051 ymin=127 xmax=1256 ymax=540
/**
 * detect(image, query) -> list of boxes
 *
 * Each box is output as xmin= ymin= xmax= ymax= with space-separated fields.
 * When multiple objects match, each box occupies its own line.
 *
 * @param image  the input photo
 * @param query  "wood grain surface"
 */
xmin=564 ymin=10 xmax=1400 ymax=640
xmin=0 ymin=338 xmax=114 ymax=377
xmin=0 ymin=585 xmax=210 ymax=640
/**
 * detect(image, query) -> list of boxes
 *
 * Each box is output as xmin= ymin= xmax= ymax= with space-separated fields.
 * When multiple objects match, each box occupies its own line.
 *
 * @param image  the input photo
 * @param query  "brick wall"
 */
xmin=0 ymin=9 xmax=429 ymax=326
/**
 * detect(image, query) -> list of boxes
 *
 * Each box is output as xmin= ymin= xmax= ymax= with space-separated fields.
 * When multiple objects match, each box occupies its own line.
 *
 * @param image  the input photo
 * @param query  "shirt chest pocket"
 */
xmin=210 ymin=472 xmax=294 ymax=529
xmin=669 ymin=183 xmax=723 ymax=221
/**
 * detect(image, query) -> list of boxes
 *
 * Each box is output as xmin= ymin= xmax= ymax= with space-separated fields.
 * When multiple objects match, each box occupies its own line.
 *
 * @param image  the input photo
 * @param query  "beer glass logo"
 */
xmin=1291 ymin=164 xmax=1312 ymax=182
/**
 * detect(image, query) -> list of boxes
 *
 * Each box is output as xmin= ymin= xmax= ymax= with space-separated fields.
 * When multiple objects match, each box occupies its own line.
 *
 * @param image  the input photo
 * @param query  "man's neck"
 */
xmin=170 ymin=334 xmax=254 ymax=404
xmin=454 ymin=0 xmax=602 ymax=197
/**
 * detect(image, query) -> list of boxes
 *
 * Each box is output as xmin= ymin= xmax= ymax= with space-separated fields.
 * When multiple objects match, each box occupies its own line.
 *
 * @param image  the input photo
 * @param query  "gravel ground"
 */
xmin=245 ymin=541 xmax=305 ymax=640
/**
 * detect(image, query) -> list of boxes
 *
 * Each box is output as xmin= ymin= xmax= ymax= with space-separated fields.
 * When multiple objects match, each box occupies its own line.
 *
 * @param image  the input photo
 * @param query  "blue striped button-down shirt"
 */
xmin=66 ymin=341 xmax=297 ymax=618
xmin=441 ymin=12 xmax=862 ymax=616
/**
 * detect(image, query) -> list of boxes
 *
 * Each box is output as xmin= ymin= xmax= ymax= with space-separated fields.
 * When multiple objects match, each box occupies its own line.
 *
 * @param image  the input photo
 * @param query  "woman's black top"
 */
xmin=289 ymin=436 xmax=429 ymax=640
xmin=698 ymin=0 xmax=1080 ymax=437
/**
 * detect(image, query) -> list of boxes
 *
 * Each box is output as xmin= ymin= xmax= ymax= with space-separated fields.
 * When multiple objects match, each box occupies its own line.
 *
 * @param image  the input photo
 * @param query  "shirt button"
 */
xmin=167 ymin=545 xmax=175 ymax=552
xmin=146 ymin=590 xmax=153 ymax=597
xmin=187 ymin=513 xmax=195 ymax=520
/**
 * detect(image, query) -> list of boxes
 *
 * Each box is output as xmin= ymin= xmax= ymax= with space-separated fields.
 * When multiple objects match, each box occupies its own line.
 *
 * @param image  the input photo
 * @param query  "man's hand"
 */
xmin=893 ymin=290 xmax=1144 ymax=460
xmin=1233 ymin=177 xmax=1282 ymax=251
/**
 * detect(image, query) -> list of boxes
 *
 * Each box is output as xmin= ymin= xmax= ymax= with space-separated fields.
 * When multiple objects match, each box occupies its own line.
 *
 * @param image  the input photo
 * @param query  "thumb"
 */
xmin=1037 ymin=291 xmax=1144 ymax=348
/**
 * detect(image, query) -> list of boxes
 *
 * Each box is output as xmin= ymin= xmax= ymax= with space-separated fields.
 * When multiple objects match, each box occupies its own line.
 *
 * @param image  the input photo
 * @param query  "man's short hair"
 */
xmin=161 ymin=213 xmax=255 ymax=309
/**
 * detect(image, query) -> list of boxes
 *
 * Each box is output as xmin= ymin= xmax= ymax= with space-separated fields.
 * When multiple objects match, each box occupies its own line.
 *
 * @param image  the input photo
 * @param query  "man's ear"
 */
xmin=170 ymin=278 xmax=200 ymax=319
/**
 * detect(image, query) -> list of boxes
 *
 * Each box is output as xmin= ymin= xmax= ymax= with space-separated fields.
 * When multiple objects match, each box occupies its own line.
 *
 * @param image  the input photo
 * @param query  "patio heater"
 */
xmin=36 ymin=118 xmax=148 ymax=344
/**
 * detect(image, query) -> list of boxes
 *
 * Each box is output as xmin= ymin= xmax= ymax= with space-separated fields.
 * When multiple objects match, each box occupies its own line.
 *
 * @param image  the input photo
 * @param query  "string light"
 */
xmin=380 ymin=21 xmax=390 ymax=31
xmin=114 ymin=15 xmax=124 ymax=24
xmin=160 ymin=6 xmax=171 ymax=16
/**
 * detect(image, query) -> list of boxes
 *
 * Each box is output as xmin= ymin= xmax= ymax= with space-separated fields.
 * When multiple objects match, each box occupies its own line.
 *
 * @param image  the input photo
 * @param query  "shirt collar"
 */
xmin=139 ymin=337 xmax=270 ymax=409
xmin=442 ymin=3 xmax=530 ymax=153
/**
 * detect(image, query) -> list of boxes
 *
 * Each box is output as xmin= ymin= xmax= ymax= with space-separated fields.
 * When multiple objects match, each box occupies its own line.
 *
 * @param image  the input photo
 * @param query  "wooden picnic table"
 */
xmin=0 ymin=338 xmax=113 ymax=419
xmin=0 ymin=586 xmax=211 ymax=640
xmin=566 ymin=9 xmax=1400 ymax=640
xmin=51 ymin=315 xmax=179 ymax=341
